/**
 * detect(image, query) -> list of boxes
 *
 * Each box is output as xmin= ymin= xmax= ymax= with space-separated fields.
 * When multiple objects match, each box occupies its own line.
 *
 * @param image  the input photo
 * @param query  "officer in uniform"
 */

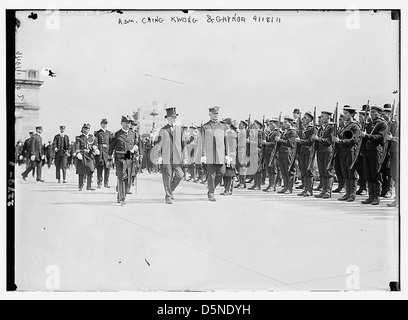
xmin=21 ymin=126 xmax=45 ymax=182
xmin=360 ymin=105 xmax=388 ymax=205
xmin=108 ymin=116 xmax=139 ymax=205
xmin=312 ymin=111 xmax=334 ymax=199
xmin=75 ymin=124 xmax=98 ymax=191
xmin=379 ymin=104 xmax=394 ymax=198
xmin=94 ymin=119 xmax=113 ymax=189
xmin=53 ymin=125 xmax=70 ymax=183
xmin=333 ymin=106 xmax=361 ymax=202
xmin=262 ymin=118 xmax=280 ymax=192
xmin=155 ymin=108 xmax=188 ymax=204
xmin=276 ymin=116 xmax=297 ymax=194
xmin=201 ymin=106 xmax=228 ymax=202
xmin=249 ymin=120 xmax=264 ymax=191
xmin=295 ymin=111 xmax=316 ymax=197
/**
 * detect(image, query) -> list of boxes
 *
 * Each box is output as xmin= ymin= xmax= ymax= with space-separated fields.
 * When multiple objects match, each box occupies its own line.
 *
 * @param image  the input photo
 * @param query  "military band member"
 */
xmin=236 ymin=120 xmax=249 ymax=189
xmin=94 ymin=119 xmax=113 ymax=189
xmin=379 ymin=104 xmax=394 ymax=198
xmin=155 ymin=107 xmax=188 ymax=204
xmin=109 ymin=116 xmax=139 ymax=205
xmin=221 ymin=118 xmax=237 ymax=195
xmin=360 ymin=105 xmax=388 ymax=205
xmin=276 ymin=116 xmax=297 ymax=194
xmin=355 ymin=109 xmax=368 ymax=195
xmin=332 ymin=106 xmax=361 ymax=202
xmin=312 ymin=111 xmax=334 ymax=199
xmin=249 ymin=120 xmax=264 ymax=191
xmin=333 ymin=114 xmax=345 ymax=193
xmin=75 ymin=124 xmax=98 ymax=191
xmin=295 ymin=111 xmax=316 ymax=197
xmin=21 ymin=126 xmax=46 ymax=182
xmin=262 ymin=118 xmax=280 ymax=192
xmin=53 ymin=125 xmax=69 ymax=183
xmin=387 ymin=108 xmax=399 ymax=208
xmin=201 ymin=106 xmax=228 ymax=202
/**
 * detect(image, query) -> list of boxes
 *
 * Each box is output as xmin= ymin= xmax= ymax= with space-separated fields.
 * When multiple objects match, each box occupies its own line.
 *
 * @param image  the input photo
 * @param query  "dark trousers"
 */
xmin=78 ymin=174 xmax=92 ymax=189
xmin=97 ymin=165 xmax=110 ymax=186
xmin=22 ymin=160 xmax=42 ymax=181
xmin=161 ymin=164 xmax=184 ymax=200
xmin=390 ymin=151 xmax=399 ymax=203
xmin=55 ymin=153 xmax=68 ymax=181
xmin=355 ymin=155 xmax=367 ymax=190
xmin=207 ymin=164 xmax=226 ymax=197
xmin=299 ymin=153 xmax=313 ymax=179
xmin=334 ymin=153 xmax=345 ymax=188
xmin=380 ymin=155 xmax=392 ymax=195
xmin=278 ymin=152 xmax=294 ymax=178
xmin=339 ymin=151 xmax=357 ymax=180
xmin=363 ymin=150 xmax=382 ymax=196
xmin=317 ymin=151 xmax=334 ymax=193
xmin=115 ymin=158 xmax=133 ymax=202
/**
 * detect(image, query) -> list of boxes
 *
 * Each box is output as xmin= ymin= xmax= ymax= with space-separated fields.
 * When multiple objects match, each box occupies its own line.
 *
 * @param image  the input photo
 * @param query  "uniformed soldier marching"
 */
xmin=276 ymin=116 xmax=297 ymax=194
xmin=53 ymin=125 xmax=70 ymax=183
xmin=360 ymin=105 xmax=388 ymax=205
xmin=21 ymin=126 xmax=45 ymax=182
xmin=295 ymin=111 xmax=316 ymax=197
xmin=94 ymin=119 xmax=113 ymax=189
xmin=262 ymin=118 xmax=280 ymax=193
xmin=108 ymin=116 xmax=139 ymax=206
xmin=312 ymin=111 xmax=334 ymax=199
xmin=332 ymin=106 xmax=361 ymax=202
xmin=201 ymin=106 xmax=228 ymax=202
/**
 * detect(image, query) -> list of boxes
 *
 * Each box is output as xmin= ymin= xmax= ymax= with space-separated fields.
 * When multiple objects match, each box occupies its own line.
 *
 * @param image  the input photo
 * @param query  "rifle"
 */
xmin=307 ymin=106 xmax=317 ymax=171
xmin=289 ymin=112 xmax=302 ymax=171
xmin=378 ymin=100 xmax=396 ymax=172
xmin=268 ymin=112 xmax=282 ymax=167
xmin=350 ymin=100 xmax=370 ymax=170
xmin=326 ymin=103 xmax=339 ymax=170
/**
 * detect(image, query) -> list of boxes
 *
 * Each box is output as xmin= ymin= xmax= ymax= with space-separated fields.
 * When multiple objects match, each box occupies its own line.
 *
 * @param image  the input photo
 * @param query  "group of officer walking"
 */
xmin=18 ymin=103 xmax=399 ymax=208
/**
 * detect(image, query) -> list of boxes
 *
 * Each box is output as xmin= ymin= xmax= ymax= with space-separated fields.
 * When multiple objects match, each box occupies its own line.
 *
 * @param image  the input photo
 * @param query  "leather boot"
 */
xmin=287 ymin=176 xmax=294 ymax=194
xmin=371 ymin=183 xmax=380 ymax=205
xmin=278 ymin=176 xmax=288 ymax=194
xmin=322 ymin=177 xmax=332 ymax=199
xmin=315 ymin=178 xmax=326 ymax=198
xmin=347 ymin=179 xmax=357 ymax=202
xmin=361 ymin=182 xmax=374 ymax=204
xmin=338 ymin=179 xmax=350 ymax=201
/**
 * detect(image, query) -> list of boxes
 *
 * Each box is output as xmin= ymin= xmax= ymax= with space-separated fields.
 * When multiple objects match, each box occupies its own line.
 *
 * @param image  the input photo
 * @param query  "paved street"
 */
xmin=15 ymin=165 xmax=399 ymax=292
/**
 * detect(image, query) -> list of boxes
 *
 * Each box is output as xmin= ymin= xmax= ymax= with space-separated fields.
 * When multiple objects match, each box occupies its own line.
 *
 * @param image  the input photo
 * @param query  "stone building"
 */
xmin=15 ymin=69 xmax=43 ymax=143
xmin=134 ymin=102 xmax=167 ymax=135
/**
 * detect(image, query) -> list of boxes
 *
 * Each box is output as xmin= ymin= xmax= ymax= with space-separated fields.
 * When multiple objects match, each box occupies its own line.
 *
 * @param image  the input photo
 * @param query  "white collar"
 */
xmin=122 ymin=129 xmax=129 ymax=134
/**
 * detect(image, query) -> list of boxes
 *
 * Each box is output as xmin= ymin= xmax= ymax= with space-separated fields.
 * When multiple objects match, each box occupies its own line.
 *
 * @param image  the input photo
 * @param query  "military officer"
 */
xmin=332 ymin=106 xmax=361 ymax=202
xmin=262 ymin=118 xmax=281 ymax=193
xmin=360 ymin=105 xmax=388 ymax=205
xmin=94 ymin=119 xmax=113 ymax=189
xmin=295 ymin=111 xmax=316 ymax=197
xmin=312 ymin=111 xmax=334 ymax=199
xmin=75 ymin=124 xmax=99 ymax=191
xmin=21 ymin=126 xmax=46 ymax=182
xmin=201 ymin=106 xmax=228 ymax=202
xmin=276 ymin=116 xmax=297 ymax=194
xmin=108 ymin=116 xmax=139 ymax=205
xmin=53 ymin=125 xmax=70 ymax=183
xmin=379 ymin=104 xmax=394 ymax=198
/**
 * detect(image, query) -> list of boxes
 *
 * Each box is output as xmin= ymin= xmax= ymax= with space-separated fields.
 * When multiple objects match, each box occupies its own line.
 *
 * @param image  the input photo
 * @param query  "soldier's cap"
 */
xmin=190 ymin=125 xmax=197 ymax=129
xmin=253 ymin=120 xmax=263 ymax=128
xmin=208 ymin=106 xmax=220 ymax=114
xmin=165 ymin=107 xmax=178 ymax=118
xmin=60 ymin=125 xmax=66 ymax=129
xmin=240 ymin=120 xmax=248 ymax=128
xmin=361 ymin=104 xmax=370 ymax=112
xmin=304 ymin=112 xmax=314 ymax=120
xmin=221 ymin=118 xmax=232 ymax=125
xmin=370 ymin=105 xmax=384 ymax=113
xmin=121 ymin=115 xmax=132 ymax=123
xmin=36 ymin=126 xmax=43 ymax=130
xmin=29 ymin=131 xmax=34 ymax=135
xmin=321 ymin=111 xmax=333 ymax=117
xmin=82 ymin=123 xmax=91 ymax=129
xmin=101 ymin=118 xmax=108 ymax=124
xmin=269 ymin=118 xmax=279 ymax=123
xmin=382 ymin=104 xmax=392 ymax=112
xmin=284 ymin=116 xmax=295 ymax=122
xmin=293 ymin=109 xmax=301 ymax=114
xmin=343 ymin=105 xmax=357 ymax=114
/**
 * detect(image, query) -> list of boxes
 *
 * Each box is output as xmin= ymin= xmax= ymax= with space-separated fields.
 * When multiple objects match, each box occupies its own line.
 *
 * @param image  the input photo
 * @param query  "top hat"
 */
xmin=165 ymin=107 xmax=178 ymax=118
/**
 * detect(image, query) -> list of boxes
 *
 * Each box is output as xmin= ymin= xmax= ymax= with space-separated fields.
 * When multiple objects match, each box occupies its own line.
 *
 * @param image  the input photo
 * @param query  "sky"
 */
xmin=15 ymin=10 xmax=399 ymax=142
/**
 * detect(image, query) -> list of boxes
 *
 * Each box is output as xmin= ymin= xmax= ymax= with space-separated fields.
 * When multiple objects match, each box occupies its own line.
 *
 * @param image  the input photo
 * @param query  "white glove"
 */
xmin=30 ymin=155 xmax=35 ymax=161
xmin=41 ymin=155 xmax=46 ymax=160
xmin=54 ymin=148 xmax=58 ymax=152
xmin=157 ymin=157 xmax=163 ymax=165
xmin=182 ymin=159 xmax=188 ymax=166
xmin=19 ymin=155 xmax=23 ymax=160
xmin=94 ymin=149 xmax=100 ymax=155
xmin=201 ymin=156 xmax=207 ymax=164
xmin=130 ymin=145 xmax=139 ymax=153
xmin=76 ymin=153 xmax=83 ymax=161
xmin=226 ymin=156 xmax=233 ymax=165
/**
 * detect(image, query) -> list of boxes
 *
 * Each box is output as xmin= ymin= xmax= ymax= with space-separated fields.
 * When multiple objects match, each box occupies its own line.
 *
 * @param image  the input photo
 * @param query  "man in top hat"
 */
xmin=155 ymin=107 xmax=188 ymax=204
xmin=295 ymin=111 xmax=317 ymax=197
xmin=379 ymin=104 xmax=394 ymax=199
xmin=53 ymin=125 xmax=70 ymax=183
xmin=21 ymin=126 xmax=46 ymax=182
xmin=262 ymin=118 xmax=281 ymax=192
xmin=94 ymin=119 xmax=113 ymax=189
xmin=360 ymin=105 xmax=388 ymax=205
xmin=312 ymin=111 xmax=335 ymax=199
xmin=75 ymin=124 xmax=99 ymax=191
xmin=332 ymin=106 xmax=361 ymax=202
xmin=201 ymin=106 xmax=228 ymax=202
xmin=109 ymin=116 xmax=139 ymax=205
xmin=248 ymin=119 xmax=264 ymax=191
xmin=276 ymin=116 xmax=297 ymax=194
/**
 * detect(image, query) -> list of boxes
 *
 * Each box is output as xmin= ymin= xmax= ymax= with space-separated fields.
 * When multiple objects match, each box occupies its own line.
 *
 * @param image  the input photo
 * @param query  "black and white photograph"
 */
xmin=4 ymin=4 xmax=405 ymax=298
